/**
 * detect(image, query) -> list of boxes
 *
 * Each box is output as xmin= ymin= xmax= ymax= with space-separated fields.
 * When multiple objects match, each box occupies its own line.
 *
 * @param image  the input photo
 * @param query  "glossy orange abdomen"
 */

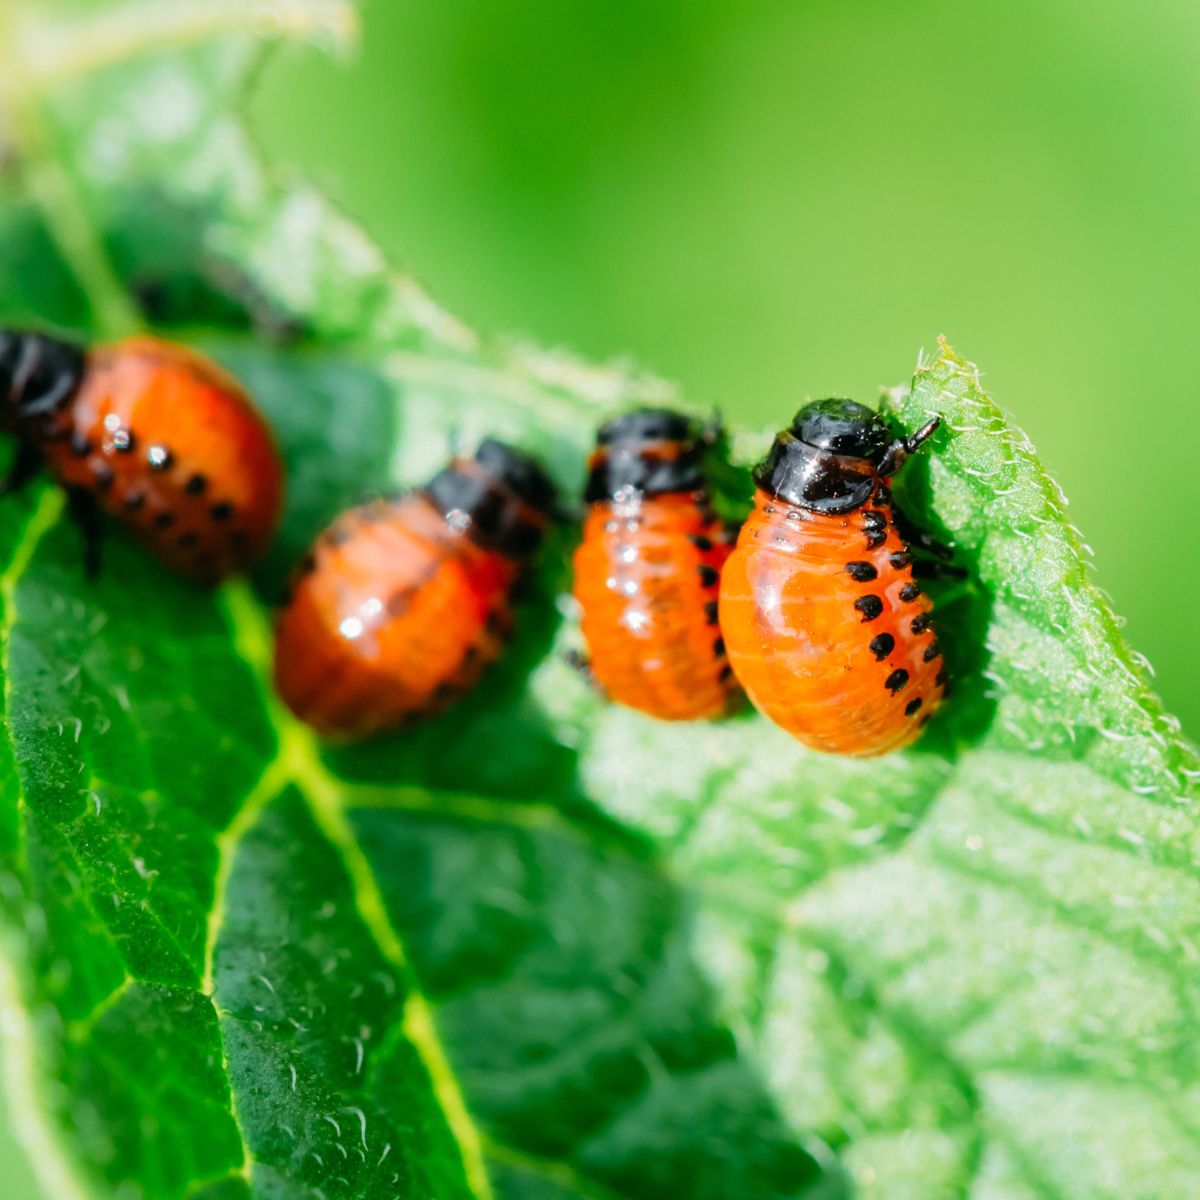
xmin=572 ymin=407 xmax=740 ymax=721
xmin=275 ymin=495 xmax=517 ymax=739
xmin=573 ymin=492 xmax=735 ymax=720
xmin=718 ymin=397 xmax=947 ymax=756
xmin=274 ymin=440 xmax=556 ymax=740
xmin=39 ymin=336 xmax=281 ymax=582
xmin=720 ymin=490 xmax=944 ymax=756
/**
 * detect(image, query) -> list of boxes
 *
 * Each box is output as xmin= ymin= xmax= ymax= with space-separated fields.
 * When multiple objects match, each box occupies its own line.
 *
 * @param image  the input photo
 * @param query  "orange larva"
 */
xmin=572 ymin=408 xmax=739 ymax=720
xmin=718 ymin=399 xmax=946 ymax=756
xmin=274 ymin=440 xmax=556 ymax=740
xmin=0 ymin=330 xmax=281 ymax=582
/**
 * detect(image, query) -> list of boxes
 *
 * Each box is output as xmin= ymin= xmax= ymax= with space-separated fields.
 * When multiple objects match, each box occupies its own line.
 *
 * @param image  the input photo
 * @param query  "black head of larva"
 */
xmin=754 ymin=398 xmax=941 ymax=515
xmin=585 ymin=406 xmax=708 ymax=502
xmin=0 ymin=329 xmax=86 ymax=426
xmin=792 ymin=398 xmax=892 ymax=462
xmin=424 ymin=438 xmax=557 ymax=559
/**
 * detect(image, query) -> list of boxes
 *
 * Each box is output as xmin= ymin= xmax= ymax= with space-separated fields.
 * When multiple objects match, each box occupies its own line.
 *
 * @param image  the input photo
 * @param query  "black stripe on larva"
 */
xmin=846 ymin=561 xmax=877 ymax=582
xmin=869 ymin=633 xmax=894 ymax=661
xmin=864 ymin=529 xmax=887 ymax=549
xmin=185 ymin=473 xmax=207 ymax=496
xmin=862 ymin=510 xmax=886 ymax=531
xmin=154 ymin=511 xmax=175 ymax=530
xmin=689 ymin=534 xmax=714 ymax=552
xmin=885 ymin=668 xmax=909 ymax=694
xmin=712 ymin=636 xmax=726 ymax=657
xmin=911 ymin=613 xmax=931 ymax=635
xmin=936 ymin=667 xmax=948 ymax=687
xmin=718 ymin=663 xmax=734 ymax=682
xmin=900 ymin=582 xmax=921 ymax=603
xmin=69 ymin=431 xmax=92 ymax=457
xmin=112 ymin=429 xmax=135 ymax=453
xmin=148 ymin=445 xmax=173 ymax=471
xmin=703 ymin=599 xmax=719 ymax=625
xmin=890 ymin=551 xmax=912 ymax=570
xmin=697 ymin=565 xmax=719 ymax=587
xmin=210 ymin=501 xmax=234 ymax=522
xmin=855 ymin=595 xmax=883 ymax=622
xmin=923 ymin=640 xmax=941 ymax=662
xmin=905 ymin=697 xmax=923 ymax=716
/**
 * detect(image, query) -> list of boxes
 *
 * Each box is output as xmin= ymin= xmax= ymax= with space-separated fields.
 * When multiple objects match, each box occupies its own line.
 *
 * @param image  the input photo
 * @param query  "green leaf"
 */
xmin=0 ymin=4 xmax=1196 ymax=1200
xmin=0 ymin=5 xmax=833 ymax=1200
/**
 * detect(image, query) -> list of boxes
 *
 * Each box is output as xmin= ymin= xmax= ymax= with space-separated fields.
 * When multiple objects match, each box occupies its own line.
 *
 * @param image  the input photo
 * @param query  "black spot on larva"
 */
xmin=112 ymin=429 xmax=135 ymax=453
xmin=846 ymin=561 xmax=877 ymax=582
xmin=911 ymin=613 xmax=931 ymax=635
xmin=763 ymin=503 xmax=776 ymax=516
xmin=869 ymin=633 xmax=894 ymax=661
xmin=864 ymin=529 xmax=887 ymax=549
xmin=855 ymin=595 xmax=883 ymax=622
xmin=905 ymin=697 xmax=923 ymax=716
xmin=890 ymin=551 xmax=912 ymax=570
xmin=69 ymin=431 xmax=92 ymax=457
xmin=874 ymin=483 xmax=892 ymax=506
xmin=178 ymin=531 xmax=199 ymax=549
xmin=900 ymin=582 xmax=921 ymax=603
xmin=718 ymin=663 xmax=734 ymax=682
xmin=148 ymin=445 xmax=173 ymax=471
xmin=298 ymin=553 xmax=317 ymax=576
xmin=923 ymin=640 xmax=941 ymax=662
xmin=124 ymin=490 xmax=145 ymax=511
xmin=862 ymin=510 xmax=886 ymax=531
xmin=697 ymin=565 xmax=719 ymax=587
xmin=210 ymin=501 xmax=234 ymax=522
xmin=92 ymin=463 xmax=114 ymax=491
xmin=432 ymin=679 xmax=463 ymax=705
xmin=919 ymin=713 xmax=931 ymax=728
xmin=885 ymin=668 xmax=909 ymax=694
xmin=703 ymin=599 xmax=719 ymax=625
xmin=154 ymin=511 xmax=174 ymax=530
xmin=689 ymin=534 xmax=714 ymax=552
xmin=712 ymin=637 xmax=726 ymax=658
xmin=185 ymin=473 xmax=207 ymax=496
xmin=936 ymin=667 xmax=948 ymax=687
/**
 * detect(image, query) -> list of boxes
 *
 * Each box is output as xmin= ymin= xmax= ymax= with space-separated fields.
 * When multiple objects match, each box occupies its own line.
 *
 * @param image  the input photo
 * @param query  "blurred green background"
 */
xmin=4 ymin=0 xmax=1199 ymax=1193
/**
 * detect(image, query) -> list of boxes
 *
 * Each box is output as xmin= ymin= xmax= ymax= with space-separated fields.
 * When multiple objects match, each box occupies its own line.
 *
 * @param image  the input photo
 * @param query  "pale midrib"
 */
xmin=219 ymin=580 xmax=496 ymax=1200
